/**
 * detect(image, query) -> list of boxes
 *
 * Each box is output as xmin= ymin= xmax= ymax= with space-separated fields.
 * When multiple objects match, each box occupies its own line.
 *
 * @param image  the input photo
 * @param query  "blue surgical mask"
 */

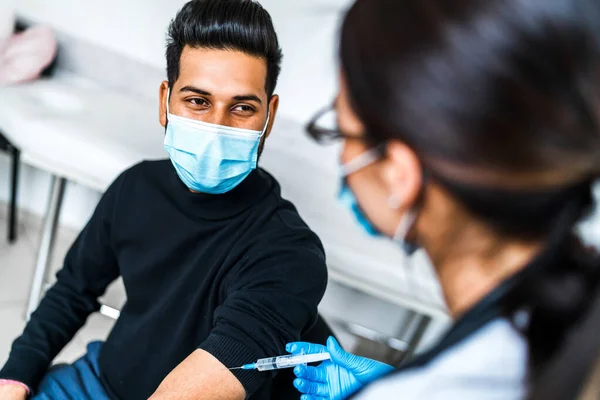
xmin=339 ymin=147 xmax=420 ymax=255
xmin=338 ymin=180 xmax=382 ymax=237
xmin=164 ymin=92 xmax=269 ymax=194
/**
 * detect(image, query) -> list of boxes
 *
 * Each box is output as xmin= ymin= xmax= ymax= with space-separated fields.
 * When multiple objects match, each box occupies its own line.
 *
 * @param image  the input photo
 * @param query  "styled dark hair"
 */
xmin=166 ymin=0 xmax=283 ymax=97
xmin=340 ymin=0 xmax=600 ymax=398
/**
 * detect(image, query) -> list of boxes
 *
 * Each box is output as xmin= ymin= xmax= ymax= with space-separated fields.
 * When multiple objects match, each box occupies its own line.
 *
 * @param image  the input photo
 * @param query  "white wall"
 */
xmin=17 ymin=0 xmax=183 ymax=68
xmin=18 ymin=0 xmax=348 ymax=123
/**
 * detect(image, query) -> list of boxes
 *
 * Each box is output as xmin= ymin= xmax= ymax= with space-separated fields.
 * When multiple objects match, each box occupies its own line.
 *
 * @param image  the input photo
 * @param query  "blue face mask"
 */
xmin=339 ymin=148 xmax=420 ymax=255
xmin=338 ymin=180 xmax=382 ymax=237
xmin=163 ymin=93 xmax=269 ymax=194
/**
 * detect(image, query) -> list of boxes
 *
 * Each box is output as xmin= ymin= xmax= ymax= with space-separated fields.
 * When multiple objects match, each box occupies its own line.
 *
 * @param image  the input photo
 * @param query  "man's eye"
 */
xmin=189 ymin=98 xmax=208 ymax=106
xmin=233 ymin=105 xmax=254 ymax=112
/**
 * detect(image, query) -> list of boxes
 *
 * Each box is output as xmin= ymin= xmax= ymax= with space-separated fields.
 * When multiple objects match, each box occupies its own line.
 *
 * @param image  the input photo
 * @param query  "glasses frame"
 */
xmin=306 ymin=105 xmax=346 ymax=143
xmin=306 ymin=104 xmax=386 ymax=155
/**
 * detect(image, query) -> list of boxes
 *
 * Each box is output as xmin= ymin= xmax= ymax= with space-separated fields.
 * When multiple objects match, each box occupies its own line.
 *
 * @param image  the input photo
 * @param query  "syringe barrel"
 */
xmin=254 ymin=353 xmax=331 ymax=371
xmin=253 ymin=357 xmax=278 ymax=371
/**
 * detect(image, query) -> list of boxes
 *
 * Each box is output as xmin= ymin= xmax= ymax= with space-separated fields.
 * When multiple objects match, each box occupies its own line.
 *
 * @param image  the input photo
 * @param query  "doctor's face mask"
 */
xmin=307 ymin=104 xmax=421 ymax=256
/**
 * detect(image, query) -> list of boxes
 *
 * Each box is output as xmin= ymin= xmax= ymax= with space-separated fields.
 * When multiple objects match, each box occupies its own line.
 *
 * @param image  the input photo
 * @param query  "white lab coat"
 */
xmin=354 ymin=318 xmax=528 ymax=399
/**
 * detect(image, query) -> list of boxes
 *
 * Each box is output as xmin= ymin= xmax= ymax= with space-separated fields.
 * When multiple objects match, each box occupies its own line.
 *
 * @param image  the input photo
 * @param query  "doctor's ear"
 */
xmin=265 ymin=95 xmax=279 ymax=139
xmin=384 ymin=141 xmax=423 ymax=210
xmin=159 ymin=81 xmax=170 ymax=128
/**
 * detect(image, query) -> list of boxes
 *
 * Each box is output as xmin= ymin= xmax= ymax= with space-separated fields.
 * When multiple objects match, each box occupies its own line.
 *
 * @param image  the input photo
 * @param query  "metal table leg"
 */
xmin=400 ymin=313 xmax=431 ymax=361
xmin=385 ymin=310 xmax=432 ymax=366
xmin=8 ymin=146 xmax=20 ymax=243
xmin=330 ymin=309 xmax=432 ymax=367
xmin=26 ymin=176 xmax=66 ymax=320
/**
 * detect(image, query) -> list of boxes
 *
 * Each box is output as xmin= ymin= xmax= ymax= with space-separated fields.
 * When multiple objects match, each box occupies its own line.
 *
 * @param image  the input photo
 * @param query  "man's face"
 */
xmin=160 ymin=46 xmax=278 ymax=135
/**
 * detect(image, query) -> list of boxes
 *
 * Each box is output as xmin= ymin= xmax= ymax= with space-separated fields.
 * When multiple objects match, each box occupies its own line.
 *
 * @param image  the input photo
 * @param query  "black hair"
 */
xmin=340 ymin=0 xmax=600 ymax=398
xmin=166 ymin=0 xmax=283 ymax=97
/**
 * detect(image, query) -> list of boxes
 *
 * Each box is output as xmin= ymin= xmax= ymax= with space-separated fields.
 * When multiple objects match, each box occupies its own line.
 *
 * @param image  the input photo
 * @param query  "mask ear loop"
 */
xmin=389 ymin=197 xmax=419 ymax=254
xmin=253 ymin=110 xmax=271 ymax=167
xmin=394 ymin=209 xmax=419 ymax=254
xmin=258 ymin=110 xmax=271 ymax=138
xmin=389 ymin=168 xmax=429 ymax=254
xmin=166 ymin=87 xmax=171 ymax=115
xmin=388 ymin=197 xmax=420 ymax=300
xmin=341 ymin=145 xmax=384 ymax=177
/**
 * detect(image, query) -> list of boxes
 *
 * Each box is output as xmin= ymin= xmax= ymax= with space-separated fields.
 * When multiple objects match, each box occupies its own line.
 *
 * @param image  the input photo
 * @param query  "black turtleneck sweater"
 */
xmin=0 ymin=160 xmax=328 ymax=400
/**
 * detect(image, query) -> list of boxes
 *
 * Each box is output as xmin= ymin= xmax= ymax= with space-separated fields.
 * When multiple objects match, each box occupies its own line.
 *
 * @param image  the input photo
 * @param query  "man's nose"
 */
xmin=207 ymin=107 xmax=230 ymax=127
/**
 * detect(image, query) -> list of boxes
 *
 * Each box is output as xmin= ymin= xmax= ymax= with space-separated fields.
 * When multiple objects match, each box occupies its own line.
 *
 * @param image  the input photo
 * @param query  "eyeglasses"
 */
xmin=306 ymin=105 xmax=345 ymax=143
xmin=306 ymin=104 xmax=385 ymax=153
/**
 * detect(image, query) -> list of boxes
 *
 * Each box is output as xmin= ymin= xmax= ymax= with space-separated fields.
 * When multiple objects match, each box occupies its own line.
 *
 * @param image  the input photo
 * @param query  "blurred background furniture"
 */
xmin=0 ymin=20 xmax=58 ymax=244
xmin=0 ymin=132 xmax=19 ymax=242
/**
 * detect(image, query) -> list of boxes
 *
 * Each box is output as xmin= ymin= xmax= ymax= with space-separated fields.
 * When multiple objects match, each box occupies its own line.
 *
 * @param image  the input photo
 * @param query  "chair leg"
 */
xmin=387 ymin=311 xmax=432 ymax=366
xmin=8 ymin=146 xmax=20 ymax=243
xmin=26 ymin=176 xmax=66 ymax=320
xmin=401 ymin=314 xmax=431 ymax=361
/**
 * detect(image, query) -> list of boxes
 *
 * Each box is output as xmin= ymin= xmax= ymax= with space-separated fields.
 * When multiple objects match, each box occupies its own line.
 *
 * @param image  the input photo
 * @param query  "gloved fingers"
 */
xmin=294 ymin=378 xmax=330 ymax=397
xmin=286 ymin=341 xmax=328 ymax=355
xmin=326 ymin=337 xmax=355 ymax=367
xmin=326 ymin=337 xmax=395 ymax=379
xmin=294 ymin=364 xmax=328 ymax=383
xmin=300 ymin=395 xmax=327 ymax=400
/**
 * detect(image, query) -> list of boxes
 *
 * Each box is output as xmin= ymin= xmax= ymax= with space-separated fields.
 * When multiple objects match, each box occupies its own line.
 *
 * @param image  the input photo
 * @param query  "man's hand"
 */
xmin=0 ymin=384 xmax=28 ymax=400
xmin=149 ymin=349 xmax=246 ymax=400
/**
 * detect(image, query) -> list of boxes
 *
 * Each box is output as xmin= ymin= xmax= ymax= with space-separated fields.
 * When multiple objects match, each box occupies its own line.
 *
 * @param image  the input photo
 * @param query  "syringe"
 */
xmin=230 ymin=352 xmax=331 ymax=372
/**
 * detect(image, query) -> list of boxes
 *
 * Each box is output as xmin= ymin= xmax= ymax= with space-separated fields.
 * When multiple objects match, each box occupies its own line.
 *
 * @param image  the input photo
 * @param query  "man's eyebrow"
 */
xmin=179 ymin=86 xmax=212 ymax=96
xmin=233 ymin=95 xmax=262 ymax=105
xmin=178 ymin=87 xmax=263 ymax=105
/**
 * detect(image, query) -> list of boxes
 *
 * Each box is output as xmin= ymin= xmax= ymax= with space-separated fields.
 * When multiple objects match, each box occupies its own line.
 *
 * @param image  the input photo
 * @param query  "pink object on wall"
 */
xmin=0 ymin=25 xmax=58 ymax=86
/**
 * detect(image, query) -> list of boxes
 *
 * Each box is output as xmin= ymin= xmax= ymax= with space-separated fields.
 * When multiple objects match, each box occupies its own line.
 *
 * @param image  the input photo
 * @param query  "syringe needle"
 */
xmin=228 ymin=367 xmax=245 ymax=370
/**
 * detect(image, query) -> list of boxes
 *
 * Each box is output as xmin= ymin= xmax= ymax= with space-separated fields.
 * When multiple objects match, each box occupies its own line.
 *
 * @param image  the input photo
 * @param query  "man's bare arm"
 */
xmin=149 ymin=349 xmax=246 ymax=400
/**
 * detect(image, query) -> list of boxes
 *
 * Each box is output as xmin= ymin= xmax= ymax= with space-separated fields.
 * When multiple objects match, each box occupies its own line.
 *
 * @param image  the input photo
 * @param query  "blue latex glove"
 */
xmin=286 ymin=336 xmax=395 ymax=400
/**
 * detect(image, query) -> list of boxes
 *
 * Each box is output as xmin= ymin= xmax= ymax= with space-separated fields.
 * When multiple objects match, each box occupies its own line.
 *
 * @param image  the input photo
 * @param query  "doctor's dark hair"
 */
xmin=166 ymin=0 xmax=283 ymax=97
xmin=340 ymin=0 xmax=600 ymax=398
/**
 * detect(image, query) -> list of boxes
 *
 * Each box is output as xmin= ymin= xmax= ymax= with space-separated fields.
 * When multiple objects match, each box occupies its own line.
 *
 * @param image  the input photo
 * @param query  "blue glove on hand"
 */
xmin=286 ymin=336 xmax=395 ymax=400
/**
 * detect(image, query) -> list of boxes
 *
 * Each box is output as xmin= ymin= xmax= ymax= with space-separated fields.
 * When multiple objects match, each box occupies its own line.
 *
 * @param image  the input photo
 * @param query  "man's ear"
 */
xmin=159 ymin=81 xmax=169 ymax=127
xmin=265 ymin=94 xmax=279 ymax=139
